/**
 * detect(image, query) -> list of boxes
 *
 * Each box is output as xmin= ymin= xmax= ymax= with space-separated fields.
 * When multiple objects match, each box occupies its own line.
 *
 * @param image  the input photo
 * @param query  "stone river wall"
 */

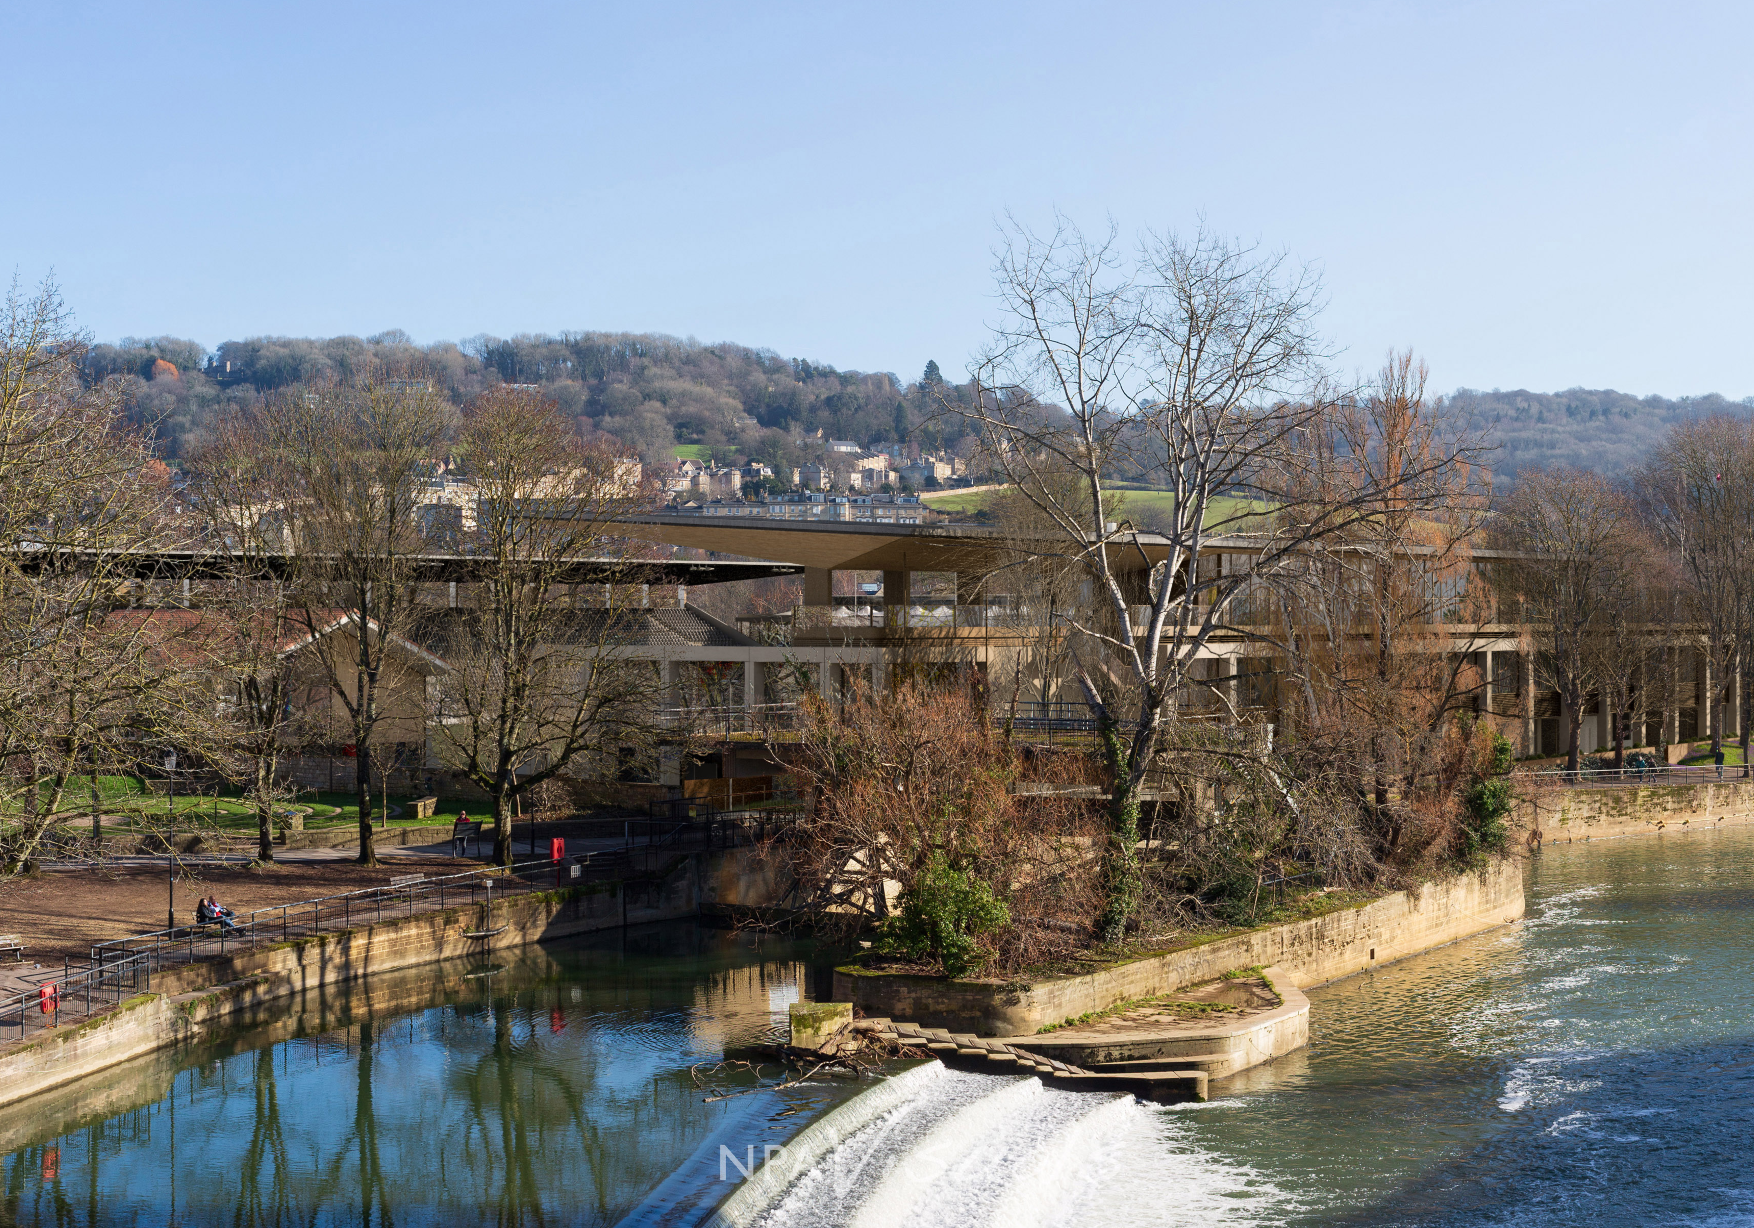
xmin=834 ymin=857 xmax=1527 ymax=1036
xmin=1523 ymin=780 xmax=1754 ymax=844
xmin=0 ymin=849 xmax=789 ymax=1112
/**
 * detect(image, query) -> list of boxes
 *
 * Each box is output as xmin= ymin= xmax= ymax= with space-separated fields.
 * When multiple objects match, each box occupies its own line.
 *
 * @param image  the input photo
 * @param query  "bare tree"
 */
xmin=427 ymin=388 xmax=662 ymax=865
xmin=256 ymin=375 xmax=451 ymax=864
xmin=948 ymin=218 xmax=1484 ymax=939
xmin=1498 ymin=467 xmax=1642 ymax=774
xmin=184 ymin=414 xmax=317 ymax=862
xmin=1639 ymin=417 xmax=1754 ymax=757
xmin=0 ymin=279 xmax=217 ymax=877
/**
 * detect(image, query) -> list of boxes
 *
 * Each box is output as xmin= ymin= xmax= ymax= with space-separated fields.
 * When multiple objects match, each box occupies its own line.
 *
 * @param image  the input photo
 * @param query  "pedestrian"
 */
xmin=453 ymin=810 xmax=470 ymax=857
xmin=1715 ymin=747 xmax=1726 ymax=780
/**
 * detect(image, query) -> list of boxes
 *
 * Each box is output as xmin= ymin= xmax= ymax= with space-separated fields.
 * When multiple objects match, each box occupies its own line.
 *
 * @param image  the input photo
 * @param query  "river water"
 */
xmin=5 ymin=827 xmax=1754 ymax=1226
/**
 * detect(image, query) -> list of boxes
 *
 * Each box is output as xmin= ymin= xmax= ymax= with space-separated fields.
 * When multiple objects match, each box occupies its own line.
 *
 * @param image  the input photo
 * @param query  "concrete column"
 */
xmin=1729 ymin=661 xmax=1742 ymax=739
xmin=745 ymin=660 xmax=765 ymax=712
xmin=660 ymin=660 xmax=680 ymax=720
xmin=883 ymin=570 xmax=910 ymax=627
xmin=804 ymin=567 xmax=833 ymax=607
xmin=1480 ymin=650 xmax=1493 ymax=714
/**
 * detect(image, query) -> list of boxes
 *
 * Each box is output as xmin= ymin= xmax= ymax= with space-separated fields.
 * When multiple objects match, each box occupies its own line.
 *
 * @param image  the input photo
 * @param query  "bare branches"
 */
xmin=426 ymin=386 xmax=663 ymax=864
xmin=0 ymin=277 xmax=214 ymax=877
xmin=950 ymin=216 xmax=1491 ymax=935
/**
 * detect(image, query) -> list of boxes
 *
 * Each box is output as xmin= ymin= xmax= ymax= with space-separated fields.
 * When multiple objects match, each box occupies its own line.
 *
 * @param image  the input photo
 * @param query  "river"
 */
xmin=5 ymin=827 xmax=1753 ymax=1226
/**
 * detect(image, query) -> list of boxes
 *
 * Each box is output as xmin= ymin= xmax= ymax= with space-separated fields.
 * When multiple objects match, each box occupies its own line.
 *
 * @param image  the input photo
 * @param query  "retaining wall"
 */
xmin=1523 ymin=779 xmax=1754 ymax=843
xmin=0 ymin=859 xmax=704 ymax=1111
xmin=833 ymin=857 xmax=1525 ymax=1035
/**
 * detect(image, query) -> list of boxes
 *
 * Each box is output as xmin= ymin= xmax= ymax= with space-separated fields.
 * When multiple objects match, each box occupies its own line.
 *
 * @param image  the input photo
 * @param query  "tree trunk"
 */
xmin=355 ymin=742 xmax=376 ymax=865
xmin=255 ymin=754 xmax=276 ymax=863
xmin=1566 ymin=704 xmax=1582 ymax=775
xmin=1611 ymin=694 xmax=1626 ymax=769
xmin=1095 ymin=725 xmax=1141 ymax=943
xmin=491 ymin=777 xmax=512 ymax=867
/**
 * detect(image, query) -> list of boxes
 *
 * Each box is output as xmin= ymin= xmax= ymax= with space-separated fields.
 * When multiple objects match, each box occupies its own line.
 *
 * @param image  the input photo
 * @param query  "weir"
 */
xmin=7 ymin=832 xmax=1753 ymax=1225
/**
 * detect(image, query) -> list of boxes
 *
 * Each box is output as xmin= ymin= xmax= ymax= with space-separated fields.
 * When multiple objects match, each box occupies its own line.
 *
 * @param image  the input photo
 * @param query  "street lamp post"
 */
xmin=164 ymin=751 xmax=177 ymax=931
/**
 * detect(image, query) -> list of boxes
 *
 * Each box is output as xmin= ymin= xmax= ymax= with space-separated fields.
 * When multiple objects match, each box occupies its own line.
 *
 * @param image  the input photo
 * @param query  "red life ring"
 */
xmin=38 ymin=983 xmax=59 ymax=1014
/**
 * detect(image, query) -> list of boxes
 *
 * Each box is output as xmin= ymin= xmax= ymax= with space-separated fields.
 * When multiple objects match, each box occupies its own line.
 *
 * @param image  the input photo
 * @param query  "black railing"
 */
xmin=1526 ymin=763 xmax=1752 ymax=788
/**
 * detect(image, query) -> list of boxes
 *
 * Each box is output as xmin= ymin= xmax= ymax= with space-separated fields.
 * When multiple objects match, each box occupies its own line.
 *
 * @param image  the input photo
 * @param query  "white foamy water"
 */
xmin=749 ymin=1070 xmax=1285 ymax=1228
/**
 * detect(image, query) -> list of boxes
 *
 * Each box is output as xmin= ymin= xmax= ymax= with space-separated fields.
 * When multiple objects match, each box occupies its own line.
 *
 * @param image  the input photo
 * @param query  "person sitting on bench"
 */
xmin=453 ymin=811 xmax=472 ymax=857
xmin=200 ymin=896 xmax=241 ymax=931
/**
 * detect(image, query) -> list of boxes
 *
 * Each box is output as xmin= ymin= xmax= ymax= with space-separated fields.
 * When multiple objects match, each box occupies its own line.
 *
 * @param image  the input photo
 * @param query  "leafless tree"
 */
xmin=0 ymin=278 xmax=218 ymax=878
xmin=427 ymin=388 xmax=662 ymax=865
xmin=1638 ymin=417 xmax=1754 ymax=757
xmin=184 ymin=413 xmax=321 ymax=862
xmin=1498 ymin=467 xmax=1643 ymax=774
xmin=254 ymin=375 xmax=451 ymax=864
xmin=947 ymin=217 xmax=1486 ymax=939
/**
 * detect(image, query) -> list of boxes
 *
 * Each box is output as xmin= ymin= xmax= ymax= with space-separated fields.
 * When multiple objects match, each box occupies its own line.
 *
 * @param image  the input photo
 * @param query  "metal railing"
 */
xmin=665 ymin=703 xmax=801 ymax=738
xmin=2 ymin=853 xmax=606 ymax=1049
xmin=2 ymin=808 xmax=811 ymax=1049
xmin=0 ymin=947 xmax=152 ymax=1047
xmin=1526 ymin=762 xmax=1752 ymax=787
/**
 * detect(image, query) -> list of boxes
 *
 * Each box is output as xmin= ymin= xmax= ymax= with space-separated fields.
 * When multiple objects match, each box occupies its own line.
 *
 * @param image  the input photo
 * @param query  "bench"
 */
xmin=389 ymin=874 xmax=426 ymax=889
xmin=451 ymin=820 xmax=484 ymax=855
xmin=0 ymin=934 xmax=22 ymax=962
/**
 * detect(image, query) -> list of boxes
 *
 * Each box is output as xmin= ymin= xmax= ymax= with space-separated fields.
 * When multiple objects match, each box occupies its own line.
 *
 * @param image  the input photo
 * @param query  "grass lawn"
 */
xmin=65 ymin=776 xmax=480 ymax=830
xmin=1680 ymin=745 xmax=1749 ymax=766
xmin=673 ymin=444 xmax=713 ymax=461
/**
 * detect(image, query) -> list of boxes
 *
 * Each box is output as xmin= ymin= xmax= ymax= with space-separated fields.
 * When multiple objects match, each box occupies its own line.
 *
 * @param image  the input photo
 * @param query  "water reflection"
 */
xmin=0 ymin=924 xmax=857 ymax=1227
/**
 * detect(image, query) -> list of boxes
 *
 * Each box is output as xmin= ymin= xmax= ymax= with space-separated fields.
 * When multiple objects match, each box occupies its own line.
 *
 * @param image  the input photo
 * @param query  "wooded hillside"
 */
xmin=85 ymin=330 xmax=1749 ymax=484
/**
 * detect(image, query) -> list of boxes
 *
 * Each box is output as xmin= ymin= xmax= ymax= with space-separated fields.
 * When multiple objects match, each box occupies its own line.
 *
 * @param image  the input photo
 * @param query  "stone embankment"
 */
xmin=1523 ymin=778 xmax=1754 ymax=843
xmin=0 ymin=846 xmax=781 ymax=1111
xmin=834 ymin=858 xmax=1524 ymax=1036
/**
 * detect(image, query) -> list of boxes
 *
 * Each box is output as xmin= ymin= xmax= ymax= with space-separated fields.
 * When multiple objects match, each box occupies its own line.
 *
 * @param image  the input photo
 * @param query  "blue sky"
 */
xmin=5 ymin=1 xmax=1752 ymax=395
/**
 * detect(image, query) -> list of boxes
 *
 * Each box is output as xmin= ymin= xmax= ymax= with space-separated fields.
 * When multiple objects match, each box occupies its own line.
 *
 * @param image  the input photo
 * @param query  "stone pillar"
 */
xmin=883 ymin=570 xmax=910 ymax=628
xmin=1522 ymin=649 xmax=1536 ymax=755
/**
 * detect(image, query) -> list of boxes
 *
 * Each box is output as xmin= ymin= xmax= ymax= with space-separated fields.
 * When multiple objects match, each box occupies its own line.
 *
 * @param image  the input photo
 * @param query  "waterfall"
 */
xmin=714 ymin=1068 xmax=1284 ymax=1228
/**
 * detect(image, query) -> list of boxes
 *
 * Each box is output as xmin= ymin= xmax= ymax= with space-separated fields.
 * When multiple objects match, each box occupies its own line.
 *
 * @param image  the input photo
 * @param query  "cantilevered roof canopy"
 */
xmin=615 ymin=515 xmax=1021 ymax=572
xmin=9 ymin=548 xmax=802 ymax=585
xmin=613 ymin=514 xmax=1174 ymax=573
